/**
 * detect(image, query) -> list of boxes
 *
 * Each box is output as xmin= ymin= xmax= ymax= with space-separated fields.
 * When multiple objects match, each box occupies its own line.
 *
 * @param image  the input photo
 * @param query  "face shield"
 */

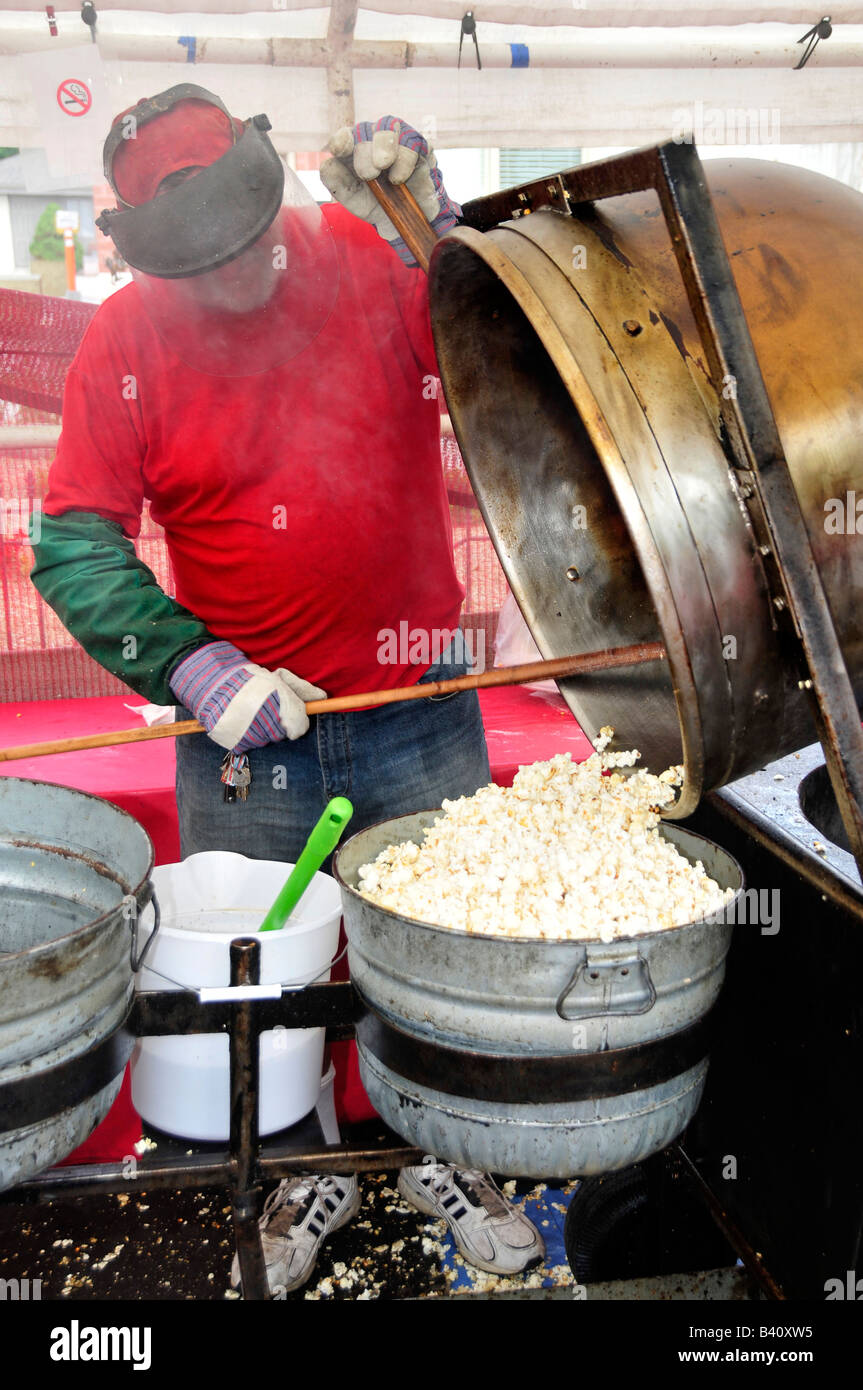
xmin=96 ymin=84 xmax=339 ymax=375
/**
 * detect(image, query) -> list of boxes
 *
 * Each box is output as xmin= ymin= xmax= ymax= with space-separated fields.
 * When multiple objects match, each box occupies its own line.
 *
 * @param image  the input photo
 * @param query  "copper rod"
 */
xmin=306 ymin=644 xmax=665 ymax=712
xmin=0 ymin=643 xmax=665 ymax=763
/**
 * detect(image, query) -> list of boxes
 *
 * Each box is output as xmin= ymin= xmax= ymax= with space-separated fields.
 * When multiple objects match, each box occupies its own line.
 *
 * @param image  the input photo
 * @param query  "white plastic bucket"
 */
xmin=130 ymin=852 xmax=341 ymax=1141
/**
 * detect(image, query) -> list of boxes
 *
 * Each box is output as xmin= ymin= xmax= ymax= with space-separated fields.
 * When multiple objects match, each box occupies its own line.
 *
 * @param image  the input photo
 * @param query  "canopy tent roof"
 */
xmin=1 ymin=2 xmax=862 ymax=152
xmin=5 ymin=3 xmax=863 ymax=22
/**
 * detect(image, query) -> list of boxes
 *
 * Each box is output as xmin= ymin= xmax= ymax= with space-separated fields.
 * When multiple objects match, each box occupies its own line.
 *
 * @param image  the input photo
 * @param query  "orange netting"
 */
xmin=0 ymin=288 xmax=98 ymax=418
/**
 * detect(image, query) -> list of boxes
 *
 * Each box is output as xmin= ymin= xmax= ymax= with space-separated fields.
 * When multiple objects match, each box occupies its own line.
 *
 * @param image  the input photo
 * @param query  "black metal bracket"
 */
xmin=130 ymin=978 xmax=360 ymax=1041
xmin=356 ymin=990 xmax=718 ymax=1104
xmin=461 ymin=141 xmax=863 ymax=883
xmin=219 ymin=939 xmax=264 ymax=1299
xmin=155 ymin=943 xmax=362 ymax=1301
xmin=0 ymin=1017 xmax=135 ymax=1135
xmin=4 ymin=949 xmax=413 ymax=1301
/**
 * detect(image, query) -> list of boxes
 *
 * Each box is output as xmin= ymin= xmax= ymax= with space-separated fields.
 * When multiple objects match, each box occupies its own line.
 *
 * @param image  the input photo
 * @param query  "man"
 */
xmin=31 ymin=84 xmax=543 ymax=1295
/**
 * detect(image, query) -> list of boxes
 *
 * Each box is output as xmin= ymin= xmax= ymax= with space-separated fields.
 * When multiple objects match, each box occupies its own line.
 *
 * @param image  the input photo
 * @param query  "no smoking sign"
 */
xmin=56 ymin=78 xmax=92 ymax=117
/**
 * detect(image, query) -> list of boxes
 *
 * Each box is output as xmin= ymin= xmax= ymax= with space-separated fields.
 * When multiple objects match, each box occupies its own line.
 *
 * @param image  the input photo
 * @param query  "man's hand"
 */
xmin=169 ymin=640 xmax=326 ymax=752
xmin=320 ymin=116 xmax=461 ymax=265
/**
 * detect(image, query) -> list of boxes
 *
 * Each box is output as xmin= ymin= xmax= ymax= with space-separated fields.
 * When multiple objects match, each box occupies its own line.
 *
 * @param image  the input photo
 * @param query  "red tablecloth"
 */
xmin=1 ymin=688 xmax=592 ymax=1156
xmin=0 ymin=695 xmax=181 ymax=863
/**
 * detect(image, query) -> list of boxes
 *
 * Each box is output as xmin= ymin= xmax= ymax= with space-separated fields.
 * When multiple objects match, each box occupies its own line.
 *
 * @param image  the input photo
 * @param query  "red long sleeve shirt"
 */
xmin=44 ymin=203 xmax=464 ymax=697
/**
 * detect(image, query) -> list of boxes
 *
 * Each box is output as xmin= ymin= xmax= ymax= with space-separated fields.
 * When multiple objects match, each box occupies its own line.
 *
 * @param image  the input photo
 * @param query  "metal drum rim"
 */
xmin=429 ymin=222 xmax=707 ymax=816
xmin=333 ymin=807 xmax=743 ymax=948
xmin=0 ymin=776 xmax=155 ymax=965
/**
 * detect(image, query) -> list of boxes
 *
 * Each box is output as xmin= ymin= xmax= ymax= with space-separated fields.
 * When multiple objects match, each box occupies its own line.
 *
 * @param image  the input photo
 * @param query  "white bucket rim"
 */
xmin=145 ymin=850 xmax=342 ymax=943
xmin=143 ymin=908 xmax=340 ymax=945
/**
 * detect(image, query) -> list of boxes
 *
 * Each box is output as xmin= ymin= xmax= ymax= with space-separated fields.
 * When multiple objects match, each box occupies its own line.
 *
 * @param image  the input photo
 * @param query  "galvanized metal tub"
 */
xmin=0 ymin=779 xmax=155 ymax=1192
xmin=335 ymin=812 xmax=742 ymax=1179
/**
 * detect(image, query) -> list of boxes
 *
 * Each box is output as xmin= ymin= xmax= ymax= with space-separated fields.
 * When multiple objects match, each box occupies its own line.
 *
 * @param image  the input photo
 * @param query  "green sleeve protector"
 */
xmin=30 ymin=510 xmax=215 ymax=704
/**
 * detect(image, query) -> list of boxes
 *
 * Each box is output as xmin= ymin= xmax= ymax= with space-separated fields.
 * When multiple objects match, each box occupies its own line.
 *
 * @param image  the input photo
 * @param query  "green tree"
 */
xmin=29 ymin=202 xmax=83 ymax=270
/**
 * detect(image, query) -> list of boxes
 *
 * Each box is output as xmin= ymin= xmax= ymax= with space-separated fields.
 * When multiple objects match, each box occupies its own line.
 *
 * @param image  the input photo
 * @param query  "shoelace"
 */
xmin=422 ymin=1165 xmax=510 ymax=1220
xmin=313 ymin=1176 xmax=346 ymax=1199
xmin=260 ymin=1175 xmax=347 ymax=1233
xmin=455 ymin=1169 xmax=511 ymax=1219
xmin=260 ymin=1176 xmax=317 ymax=1231
xmin=422 ymin=1163 xmax=458 ymax=1197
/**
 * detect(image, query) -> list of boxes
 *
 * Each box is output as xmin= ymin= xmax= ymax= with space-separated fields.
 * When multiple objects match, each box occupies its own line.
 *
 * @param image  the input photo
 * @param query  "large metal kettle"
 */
xmin=420 ymin=147 xmax=863 ymax=841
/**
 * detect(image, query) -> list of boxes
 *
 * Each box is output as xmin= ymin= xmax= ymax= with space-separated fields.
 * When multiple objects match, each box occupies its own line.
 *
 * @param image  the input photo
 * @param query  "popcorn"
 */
xmin=357 ymin=744 xmax=734 ymax=942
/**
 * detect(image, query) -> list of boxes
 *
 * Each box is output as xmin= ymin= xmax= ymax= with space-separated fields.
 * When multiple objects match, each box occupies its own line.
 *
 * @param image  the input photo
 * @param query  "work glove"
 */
xmin=320 ymin=116 xmax=461 ymax=266
xmin=169 ymin=640 xmax=326 ymax=753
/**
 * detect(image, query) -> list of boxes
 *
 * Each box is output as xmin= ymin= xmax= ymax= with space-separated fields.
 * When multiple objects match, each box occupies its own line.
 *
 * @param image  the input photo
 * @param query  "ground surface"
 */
xmin=0 ymin=1171 xmax=580 ymax=1301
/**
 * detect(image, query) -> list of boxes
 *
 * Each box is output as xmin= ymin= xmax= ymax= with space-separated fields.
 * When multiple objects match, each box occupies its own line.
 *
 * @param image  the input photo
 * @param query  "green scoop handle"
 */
xmin=258 ymin=796 xmax=354 ymax=932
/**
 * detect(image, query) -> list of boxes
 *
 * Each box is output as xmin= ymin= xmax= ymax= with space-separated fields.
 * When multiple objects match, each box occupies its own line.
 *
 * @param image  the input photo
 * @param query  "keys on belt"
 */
xmin=220 ymin=751 xmax=252 ymax=802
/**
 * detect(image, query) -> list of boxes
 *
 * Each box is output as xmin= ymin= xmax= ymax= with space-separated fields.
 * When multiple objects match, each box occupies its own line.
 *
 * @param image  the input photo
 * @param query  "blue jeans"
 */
xmin=175 ymin=642 xmax=491 ymax=863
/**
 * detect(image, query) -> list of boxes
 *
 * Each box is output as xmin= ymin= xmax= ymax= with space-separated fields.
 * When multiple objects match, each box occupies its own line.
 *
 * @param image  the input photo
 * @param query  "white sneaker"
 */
xmin=398 ymin=1164 xmax=545 ymax=1276
xmin=230 ymin=1173 xmax=360 ymax=1296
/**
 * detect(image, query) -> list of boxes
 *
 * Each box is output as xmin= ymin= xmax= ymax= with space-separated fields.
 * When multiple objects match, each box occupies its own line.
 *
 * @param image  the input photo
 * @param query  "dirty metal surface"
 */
xmin=724 ymin=742 xmax=862 ymax=892
xmin=131 ymin=979 xmax=359 ymax=1041
xmin=421 ymin=1267 xmax=751 ymax=1300
xmin=682 ymin=786 xmax=863 ymax=1300
xmin=0 ymin=1018 xmax=134 ymax=1134
xmin=0 ymin=778 xmax=153 ymax=1192
xmin=354 ymin=991 xmax=719 ymax=1103
xmin=460 ymin=141 xmax=863 ymax=876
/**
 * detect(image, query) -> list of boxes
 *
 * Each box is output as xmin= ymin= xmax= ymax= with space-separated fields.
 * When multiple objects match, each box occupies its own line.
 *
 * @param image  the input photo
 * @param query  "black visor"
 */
xmin=96 ymin=115 xmax=286 ymax=278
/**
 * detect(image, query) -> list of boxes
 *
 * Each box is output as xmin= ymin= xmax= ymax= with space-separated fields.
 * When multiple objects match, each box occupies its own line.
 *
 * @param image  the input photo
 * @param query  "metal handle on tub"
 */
xmin=125 ymin=884 xmax=160 ymax=973
xmin=555 ymin=947 xmax=656 ymax=1020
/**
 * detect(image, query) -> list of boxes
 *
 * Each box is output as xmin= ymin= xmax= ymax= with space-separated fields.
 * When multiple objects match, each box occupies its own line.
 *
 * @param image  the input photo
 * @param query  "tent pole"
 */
xmin=326 ymin=0 xmax=358 ymax=134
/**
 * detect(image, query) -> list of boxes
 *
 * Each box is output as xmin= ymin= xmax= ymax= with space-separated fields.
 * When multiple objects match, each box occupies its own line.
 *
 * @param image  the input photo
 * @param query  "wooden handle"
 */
xmin=304 ymin=644 xmax=664 ymax=714
xmin=0 ymin=644 xmax=665 ymax=763
xmin=367 ymin=176 xmax=440 ymax=274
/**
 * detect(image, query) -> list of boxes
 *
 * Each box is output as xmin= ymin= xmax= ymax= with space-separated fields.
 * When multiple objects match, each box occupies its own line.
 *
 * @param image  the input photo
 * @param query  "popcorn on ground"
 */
xmin=358 ymin=735 xmax=734 ymax=941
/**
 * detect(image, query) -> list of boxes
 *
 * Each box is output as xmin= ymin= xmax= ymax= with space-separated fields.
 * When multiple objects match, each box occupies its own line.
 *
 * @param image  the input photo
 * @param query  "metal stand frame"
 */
xmin=3 ymin=933 xmax=792 ymax=1298
xmin=4 ymin=940 xmax=422 ymax=1301
xmin=462 ymin=140 xmax=863 ymax=881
